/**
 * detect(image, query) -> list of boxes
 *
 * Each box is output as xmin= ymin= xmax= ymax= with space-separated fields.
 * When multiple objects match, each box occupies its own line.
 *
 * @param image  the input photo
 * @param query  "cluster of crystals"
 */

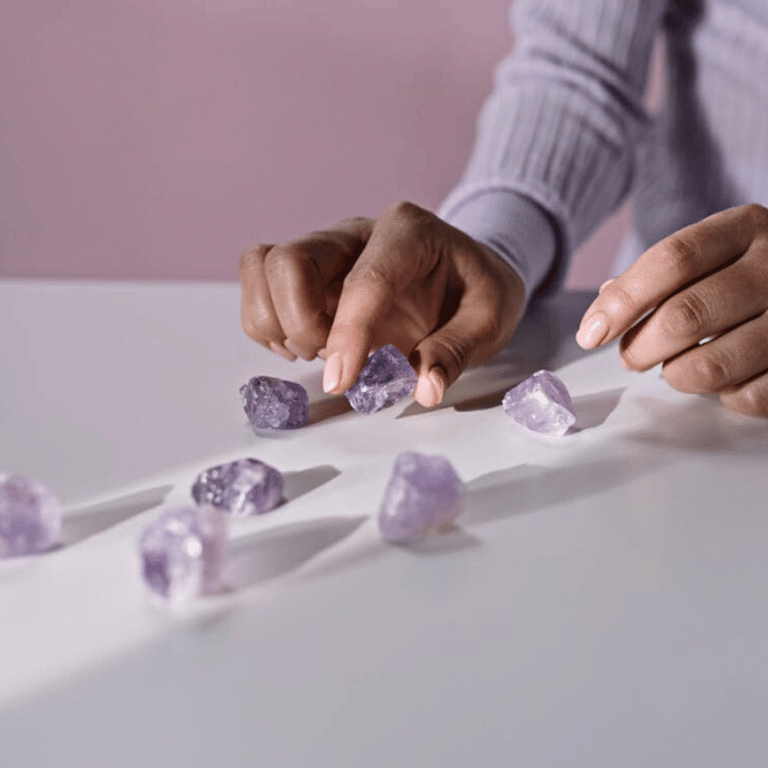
xmin=240 ymin=376 xmax=309 ymax=430
xmin=0 ymin=474 xmax=63 ymax=558
xmin=192 ymin=458 xmax=283 ymax=516
xmin=502 ymin=370 xmax=575 ymax=437
xmin=139 ymin=505 xmax=228 ymax=604
xmin=345 ymin=345 xmax=418 ymax=414
xmin=378 ymin=452 xmax=465 ymax=543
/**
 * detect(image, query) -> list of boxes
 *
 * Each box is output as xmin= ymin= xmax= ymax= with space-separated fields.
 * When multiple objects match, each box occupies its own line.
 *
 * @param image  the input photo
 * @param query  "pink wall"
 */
xmin=0 ymin=0 xmax=626 ymax=286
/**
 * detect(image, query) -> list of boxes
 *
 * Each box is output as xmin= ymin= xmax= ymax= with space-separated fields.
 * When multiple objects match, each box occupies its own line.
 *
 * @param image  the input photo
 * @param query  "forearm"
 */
xmin=440 ymin=0 xmax=668 ymax=296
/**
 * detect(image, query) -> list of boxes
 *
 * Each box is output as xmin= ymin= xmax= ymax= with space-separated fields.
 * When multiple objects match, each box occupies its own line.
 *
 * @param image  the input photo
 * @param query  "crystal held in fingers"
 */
xmin=378 ymin=452 xmax=465 ymax=543
xmin=0 ymin=474 xmax=63 ymax=557
xmin=345 ymin=345 xmax=418 ymax=414
xmin=502 ymin=370 xmax=575 ymax=437
xmin=240 ymin=376 xmax=309 ymax=430
xmin=139 ymin=506 xmax=228 ymax=605
xmin=192 ymin=458 xmax=283 ymax=516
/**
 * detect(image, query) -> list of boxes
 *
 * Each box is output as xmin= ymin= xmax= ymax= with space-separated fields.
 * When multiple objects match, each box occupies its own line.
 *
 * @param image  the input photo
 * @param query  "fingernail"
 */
xmin=428 ymin=368 xmax=445 ymax=404
xmin=576 ymin=312 xmax=609 ymax=349
xmin=317 ymin=348 xmax=327 ymax=361
xmin=598 ymin=278 xmax=615 ymax=293
xmin=270 ymin=342 xmax=296 ymax=362
xmin=323 ymin=353 xmax=342 ymax=392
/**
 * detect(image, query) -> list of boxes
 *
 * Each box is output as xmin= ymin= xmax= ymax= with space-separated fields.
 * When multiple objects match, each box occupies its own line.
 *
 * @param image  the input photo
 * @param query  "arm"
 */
xmin=440 ymin=0 xmax=668 ymax=297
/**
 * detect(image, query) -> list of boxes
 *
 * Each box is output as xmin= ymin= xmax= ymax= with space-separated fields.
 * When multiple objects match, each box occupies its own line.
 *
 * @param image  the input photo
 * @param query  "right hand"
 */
xmin=239 ymin=201 xmax=527 ymax=408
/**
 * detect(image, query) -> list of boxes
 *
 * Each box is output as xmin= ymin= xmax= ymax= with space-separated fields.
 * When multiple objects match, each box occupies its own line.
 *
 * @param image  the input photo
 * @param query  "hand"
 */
xmin=576 ymin=204 xmax=768 ymax=417
xmin=240 ymin=201 xmax=526 ymax=407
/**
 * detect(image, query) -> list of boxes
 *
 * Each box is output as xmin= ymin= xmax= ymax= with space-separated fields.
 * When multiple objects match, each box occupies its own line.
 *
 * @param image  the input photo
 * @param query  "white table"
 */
xmin=1 ymin=280 xmax=767 ymax=767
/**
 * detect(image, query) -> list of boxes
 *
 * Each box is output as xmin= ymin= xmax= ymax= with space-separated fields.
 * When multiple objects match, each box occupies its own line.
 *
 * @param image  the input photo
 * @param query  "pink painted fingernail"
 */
xmin=323 ymin=353 xmax=342 ymax=392
xmin=576 ymin=313 xmax=609 ymax=349
xmin=270 ymin=342 xmax=297 ymax=361
xmin=429 ymin=368 xmax=446 ymax=405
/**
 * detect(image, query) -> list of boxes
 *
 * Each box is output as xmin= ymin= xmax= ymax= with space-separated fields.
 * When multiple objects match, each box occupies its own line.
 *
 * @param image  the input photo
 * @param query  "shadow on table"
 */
xmin=282 ymin=464 xmax=340 ymax=502
xmin=399 ymin=290 xmax=599 ymax=417
xmin=226 ymin=515 xmax=366 ymax=589
xmin=463 ymin=453 xmax=663 ymax=527
xmin=63 ymin=484 xmax=173 ymax=546
xmin=571 ymin=387 xmax=626 ymax=431
xmin=627 ymin=395 xmax=768 ymax=456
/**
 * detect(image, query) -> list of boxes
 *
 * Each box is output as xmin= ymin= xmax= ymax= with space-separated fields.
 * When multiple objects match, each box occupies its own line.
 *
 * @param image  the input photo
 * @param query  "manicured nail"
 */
xmin=428 ymin=368 xmax=446 ymax=405
xmin=323 ymin=353 xmax=342 ymax=392
xmin=270 ymin=342 xmax=296 ymax=362
xmin=576 ymin=312 xmax=609 ymax=349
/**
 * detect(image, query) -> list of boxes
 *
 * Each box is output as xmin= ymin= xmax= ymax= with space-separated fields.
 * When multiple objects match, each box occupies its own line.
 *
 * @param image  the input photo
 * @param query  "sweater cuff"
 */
xmin=437 ymin=189 xmax=558 ymax=299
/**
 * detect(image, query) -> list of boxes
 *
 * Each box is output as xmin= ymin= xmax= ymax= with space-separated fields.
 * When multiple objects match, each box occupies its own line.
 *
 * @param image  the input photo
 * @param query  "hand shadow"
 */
xmin=63 ymin=484 xmax=173 ymax=546
xmin=399 ymin=290 xmax=599 ymax=417
xmin=225 ymin=516 xmax=366 ymax=590
xmin=628 ymin=395 xmax=768 ymax=456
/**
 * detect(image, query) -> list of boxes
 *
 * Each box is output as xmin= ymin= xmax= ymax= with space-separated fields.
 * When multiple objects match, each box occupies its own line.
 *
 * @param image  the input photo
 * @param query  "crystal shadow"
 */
xmin=63 ymin=484 xmax=173 ymax=546
xmin=398 ymin=290 xmax=599 ymax=418
xmin=225 ymin=516 xmax=366 ymax=589
xmin=571 ymin=387 xmax=626 ymax=432
xmin=281 ymin=464 xmax=340 ymax=503
xmin=463 ymin=454 xmax=665 ymax=527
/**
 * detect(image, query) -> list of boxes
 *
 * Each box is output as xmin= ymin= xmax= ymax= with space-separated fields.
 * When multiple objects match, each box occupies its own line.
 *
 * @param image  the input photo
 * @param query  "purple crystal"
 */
xmin=139 ymin=506 xmax=227 ymax=604
xmin=0 ymin=474 xmax=62 ymax=557
xmin=345 ymin=345 xmax=418 ymax=414
xmin=502 ymin=370 xmax=575 ymax=437
xmin=378 ymin=452 xmax=465 ymax=543
xmin=191 ymin=458 xmax=283 ymax=516
xmin=240 ymin=376 xmax=309 ymax=430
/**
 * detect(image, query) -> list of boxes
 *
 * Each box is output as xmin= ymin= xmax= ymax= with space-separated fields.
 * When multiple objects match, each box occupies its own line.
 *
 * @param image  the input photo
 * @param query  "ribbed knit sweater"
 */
xmin=439 ymin=0 xmax=768 ymax=295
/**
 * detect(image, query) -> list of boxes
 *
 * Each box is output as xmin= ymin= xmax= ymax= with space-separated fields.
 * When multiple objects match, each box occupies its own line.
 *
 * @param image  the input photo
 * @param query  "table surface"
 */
xmin=1 ymin=280 xmax=768 ymax=767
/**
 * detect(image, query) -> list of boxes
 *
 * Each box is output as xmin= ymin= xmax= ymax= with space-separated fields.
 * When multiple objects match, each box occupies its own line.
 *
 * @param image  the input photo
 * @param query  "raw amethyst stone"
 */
xmin=502 ymin=370 xmax=575 ymax=437
xmin=139 ymin=506 xmax=227 ymax=604
xmin=240 ymin=376 xmax=309 ymax=430
xmin=0 ymin=474 xmax=63 ymax=557
xmin=378 ymin=452 xmax=465 ymax=543
xmin=345 ymin=345 xmax=418 ymax=414
xmin=191 ymin=458 xmax=283 ymax=516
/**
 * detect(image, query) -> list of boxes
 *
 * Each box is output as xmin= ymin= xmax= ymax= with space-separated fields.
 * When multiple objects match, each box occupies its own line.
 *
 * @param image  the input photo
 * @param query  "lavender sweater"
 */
xmin=439 ymin=0 xmax=768 ymax=295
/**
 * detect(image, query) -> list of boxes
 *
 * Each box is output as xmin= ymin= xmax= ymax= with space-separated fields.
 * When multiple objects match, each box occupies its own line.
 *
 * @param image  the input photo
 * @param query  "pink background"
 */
xmin=1 ymin=0 xmax=632 ymax=287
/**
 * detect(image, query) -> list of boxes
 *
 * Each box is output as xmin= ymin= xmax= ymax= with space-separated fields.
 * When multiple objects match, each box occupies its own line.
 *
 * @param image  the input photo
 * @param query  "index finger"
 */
xmin=576 ymin=205 xmax=759 ymax=349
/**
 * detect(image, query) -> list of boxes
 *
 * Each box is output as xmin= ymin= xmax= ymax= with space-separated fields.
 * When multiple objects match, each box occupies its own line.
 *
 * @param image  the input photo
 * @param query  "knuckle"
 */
xmin=239 ymin=245 xmax=269 ymax=273
xmin=432 ymin=335 xmax=468 ymax=378
xmin=691 ymin=351 xmax=731 ymax=391
xmin=344 ymin=260 xmax=393 ymax=290
xmin=746 ymin=203 xmax=768 ymax=230
xmin=604 ymin=284 xmax=638 ymax=318
xmin=657 ymin=235 xmax=701 ymax=279
xmin=660 ymin=292 xmax=710 ymax=339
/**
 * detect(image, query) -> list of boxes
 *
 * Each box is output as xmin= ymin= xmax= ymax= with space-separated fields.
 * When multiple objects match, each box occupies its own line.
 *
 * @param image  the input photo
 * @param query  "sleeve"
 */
xmin=438 ymin=0 xmax=668 ymax=297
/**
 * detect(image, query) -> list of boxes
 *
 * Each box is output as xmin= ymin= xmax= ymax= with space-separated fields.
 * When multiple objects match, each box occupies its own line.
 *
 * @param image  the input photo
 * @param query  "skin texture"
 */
xmin=239 ymin=201 xmax=526 ymax=408
xmin=576 ymin=204 xmax=768 ymax=417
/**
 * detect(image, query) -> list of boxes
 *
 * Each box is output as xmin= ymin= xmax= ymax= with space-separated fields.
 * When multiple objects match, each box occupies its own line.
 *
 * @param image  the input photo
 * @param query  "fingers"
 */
xmin=239 ymin=217 xmax=372 ymax=361
xmin=322 ymin=202 xmax=439 ymax=393
xmin=619 ymin=252 xmax=768 ymax=370
xmin=576 ymin=205 xmax=762 ymax=349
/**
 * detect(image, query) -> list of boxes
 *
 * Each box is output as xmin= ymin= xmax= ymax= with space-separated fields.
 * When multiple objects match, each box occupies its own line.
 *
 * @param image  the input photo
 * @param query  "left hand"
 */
xmin=576 ymin=204 xmax=768 ymax=417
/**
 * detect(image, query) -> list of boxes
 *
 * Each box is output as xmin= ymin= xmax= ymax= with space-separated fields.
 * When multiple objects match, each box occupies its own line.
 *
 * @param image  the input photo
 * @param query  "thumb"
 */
xmin=410 ymin=300 xmax=497 ymax=408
